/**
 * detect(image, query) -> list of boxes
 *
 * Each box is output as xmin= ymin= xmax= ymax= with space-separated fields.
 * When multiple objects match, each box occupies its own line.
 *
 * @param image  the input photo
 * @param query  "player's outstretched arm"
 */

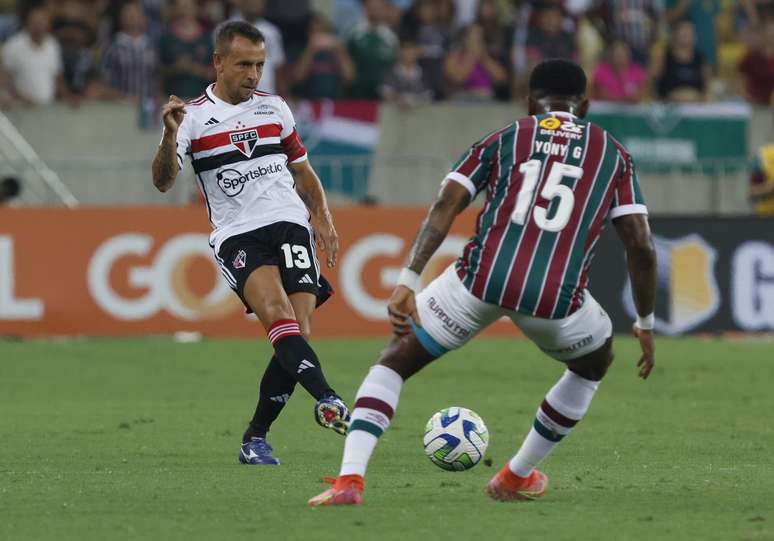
xmin=290 ymin=161 xmax=338 ymax=268
xmin=152 ymin=95 xmax=186 ymax=193
xmin=388 ymin=181 xmax=470 ymax=335
xmin=613 ymin=213 xmax=657 ymax=379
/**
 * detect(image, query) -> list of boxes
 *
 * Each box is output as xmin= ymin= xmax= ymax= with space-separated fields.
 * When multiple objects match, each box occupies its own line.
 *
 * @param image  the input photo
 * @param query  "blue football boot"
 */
xmin=238 ymin=437 xmax=280 ymax=465
xmin=314 ymin=395 xmax=351 ymax=436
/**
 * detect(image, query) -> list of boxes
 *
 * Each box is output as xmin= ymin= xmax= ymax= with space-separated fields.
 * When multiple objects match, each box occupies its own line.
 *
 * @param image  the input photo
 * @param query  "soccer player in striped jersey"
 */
xmin=151 ymin=22 xmax=350 ymax=466
xmin=309 ymin=59 xmax=657 ymax=505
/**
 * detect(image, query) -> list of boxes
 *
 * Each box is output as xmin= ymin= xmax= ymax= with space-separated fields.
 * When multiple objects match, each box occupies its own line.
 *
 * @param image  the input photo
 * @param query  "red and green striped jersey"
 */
xmin=447 ymin=112 xmax=647 ymax=319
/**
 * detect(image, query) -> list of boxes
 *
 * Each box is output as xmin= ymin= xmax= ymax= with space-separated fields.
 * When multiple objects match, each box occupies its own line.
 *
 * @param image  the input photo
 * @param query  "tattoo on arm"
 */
xmin=292 ymin=164 xmax=329 ymax=219
xmin=406 ymin=189 xmax=468 ymax=273
xmin=407 ymin=220 xmax=447 ymax=274
xmin=152 ymin=132 xmax=178 ymax=192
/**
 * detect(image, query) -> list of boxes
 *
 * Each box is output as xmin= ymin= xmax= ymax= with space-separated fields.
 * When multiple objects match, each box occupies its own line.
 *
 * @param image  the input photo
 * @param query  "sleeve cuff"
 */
xmin=443 ymin=172 xmax=477 ymax=198
xmin=290 ymin=153 xmax=308 ymax=164
xmin=609 ymin=203 xmax=648 ymax=219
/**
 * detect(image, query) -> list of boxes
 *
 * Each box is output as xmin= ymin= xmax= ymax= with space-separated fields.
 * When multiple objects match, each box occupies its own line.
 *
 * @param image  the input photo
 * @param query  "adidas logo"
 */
xmin=269 ymin=394 xmax=290 ymax=404
xmin=297 ymin=359 xmax=314 ymax=374
xmin=204 ymin=117 xmax=219 ymax=125
xmin=298 ymin=274 xmax=314 ymax=285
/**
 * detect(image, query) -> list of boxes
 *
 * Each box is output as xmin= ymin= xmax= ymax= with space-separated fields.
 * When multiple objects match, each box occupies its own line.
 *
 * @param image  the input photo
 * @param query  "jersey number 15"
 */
xmin=510 ymin=160 xmax=583 ymax=232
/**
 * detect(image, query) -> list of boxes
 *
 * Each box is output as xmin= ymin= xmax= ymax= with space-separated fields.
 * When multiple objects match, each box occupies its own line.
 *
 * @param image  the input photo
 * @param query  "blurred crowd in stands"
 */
xmin=0 ymin=0 xmax=772 ymax=110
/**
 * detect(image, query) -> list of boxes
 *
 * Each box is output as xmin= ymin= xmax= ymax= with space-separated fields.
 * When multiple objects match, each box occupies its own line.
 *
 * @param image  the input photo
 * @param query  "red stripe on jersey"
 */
xmin=499 ymin=134 xmax=566 ymax=309
xmin=468 ymin=138 xmax=504 ymax=298
xmin=569 ymin=148 xmax=623 ymax=312
xmin=190 ymin=124 xmax=282 ymax=153
xmin=281 ymin=129 xmax=306 ymax=162
xmin=186 ymin=93 xmax=206 ymax=104
xmin=470 ymin=118 xmax=537 ymax=298
xmin=459 ymin=149 xmax=504 ymax=275
xmin=456 ymin=129 xmax=507 ymax=178
xmin=533 ymin=125 xmax=605 ymax=318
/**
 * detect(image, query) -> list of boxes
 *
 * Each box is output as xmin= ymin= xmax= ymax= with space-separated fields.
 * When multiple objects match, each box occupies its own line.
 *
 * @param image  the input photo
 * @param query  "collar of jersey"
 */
xmin=206 ymin=84 xmax=255 ymax=108
xmin=545 ymin=110 xmax=577 ymax=118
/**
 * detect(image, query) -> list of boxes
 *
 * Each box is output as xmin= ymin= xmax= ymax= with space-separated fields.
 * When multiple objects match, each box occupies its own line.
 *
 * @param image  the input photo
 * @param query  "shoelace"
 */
xmin=247 ymin=439 xmax=273 ymax=453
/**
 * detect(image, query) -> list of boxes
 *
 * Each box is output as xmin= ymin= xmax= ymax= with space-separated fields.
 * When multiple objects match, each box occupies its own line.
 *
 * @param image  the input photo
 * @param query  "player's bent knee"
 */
xmin=377 ymin=334 xmax=437 ymax=381
xmin=567 ymin=339 xmax=614 ymax=381
xmin=261 ymin=300 xmax=295 ymax=322
xmin=297 ymin=321 xmax=312 ymax=342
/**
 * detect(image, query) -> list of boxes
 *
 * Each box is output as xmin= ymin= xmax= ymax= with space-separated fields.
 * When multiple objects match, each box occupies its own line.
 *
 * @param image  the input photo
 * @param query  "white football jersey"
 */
xmin=173 ymin=84 xmax=310 ymax=253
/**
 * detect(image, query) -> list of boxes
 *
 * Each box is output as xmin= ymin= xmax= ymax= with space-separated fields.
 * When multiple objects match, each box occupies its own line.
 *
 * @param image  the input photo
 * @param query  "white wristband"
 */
xmin=635 ymin=313 xmax=655 ymax=330
xmin=396 ymin=268 xmax=421 ymax=292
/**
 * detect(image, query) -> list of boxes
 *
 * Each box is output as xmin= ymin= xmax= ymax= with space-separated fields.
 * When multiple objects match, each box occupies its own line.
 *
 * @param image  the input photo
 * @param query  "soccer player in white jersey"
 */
xmin=151 ymin=22 xmax=349 ymax=466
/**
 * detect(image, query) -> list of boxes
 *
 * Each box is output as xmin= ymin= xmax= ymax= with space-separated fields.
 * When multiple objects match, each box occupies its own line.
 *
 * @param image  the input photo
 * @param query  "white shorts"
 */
xmin=413 ymin=265 xmax=613 ymax=362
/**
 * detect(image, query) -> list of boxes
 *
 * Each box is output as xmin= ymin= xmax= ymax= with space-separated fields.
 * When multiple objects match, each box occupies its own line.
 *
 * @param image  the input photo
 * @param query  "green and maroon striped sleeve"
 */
xmin=609 ymin=143 xmax=648 ymax=219
xmin=444 ymin=128 xmax=507 ymax=200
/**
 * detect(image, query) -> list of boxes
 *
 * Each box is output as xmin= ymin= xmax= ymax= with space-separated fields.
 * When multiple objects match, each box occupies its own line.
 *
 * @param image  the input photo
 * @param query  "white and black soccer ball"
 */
xmin=423 ymin=407 xmax=489 ymax=471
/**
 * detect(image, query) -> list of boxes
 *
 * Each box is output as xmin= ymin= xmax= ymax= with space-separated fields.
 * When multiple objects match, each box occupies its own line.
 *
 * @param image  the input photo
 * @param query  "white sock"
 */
xmin=339 ymin=365 xmax=403 ymax=477
xmin=509 ymin=369 xmax=600 ymax=477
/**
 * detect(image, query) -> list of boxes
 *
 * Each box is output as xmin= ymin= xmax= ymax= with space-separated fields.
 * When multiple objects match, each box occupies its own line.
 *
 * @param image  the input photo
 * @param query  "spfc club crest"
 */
xmin=230 ymin=129 xmax=258 ymax=157
xmin=233 ymin=249 xmax=246 ymax=269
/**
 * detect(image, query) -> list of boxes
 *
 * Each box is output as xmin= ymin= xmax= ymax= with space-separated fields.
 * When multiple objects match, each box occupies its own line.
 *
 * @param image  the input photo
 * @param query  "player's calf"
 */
xmin=336 ymin=334 xmax=437 ymax=480
xmin=267 ymin=319 xmax=334 ymax=400
xmin=506 ymin=367 xmax=602 ymax=482
xmin=242 ymin=354 xmax=297 ymax=443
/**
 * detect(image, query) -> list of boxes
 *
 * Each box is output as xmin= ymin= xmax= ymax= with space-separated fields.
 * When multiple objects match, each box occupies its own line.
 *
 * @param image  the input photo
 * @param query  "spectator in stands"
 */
xmin=435 ymin=0 xmax=456 ymax=29
xmin=598 ymin=0 xmax=661 ymax=65
xmin=652 ymin=19 xmax=710 ymax=102
xmin=0 ymin=176 xmax=21 ymax=205
xmin=452 ymin=0 xmax=477 ymax=27
xmin=525 ymin=4 xmax=578 ymax=70
xmin=347 ymin=0 xmax=399 ymax=99
xmin=53 ymin=15 xmax=104 ymax=102
xmin=159 ymin=0 xmax=214 ymax=100
xmin=400 ymin=0 xmax=451 ymax=100
xmin=749 ymin=134 xmax=774 ymax=216
xmin=50 ymin=0 xmax=105 ymax=39
xmin=334 ymin=0 xmax=409 ymax=37
xmin=592 ymin=39 xmax=648 ymax=103
xmin=265 ymin=0 xmax=312 ymax=61
xmin=381 ymin=38 xmax=432 ymax=106
xmin=231 ymin=0 xmax=286 ymax=95
xmin=476 ymin=0 xmax=513 ymax=100
xmin=664 ymin=0 xmax=720 ymax=68
xmin=199 ymin=0 xmax=230 ymax=31
xmin=0 ymin=0 xmax=16 ymax=42
xmin=444 ymin=23 xmax=508 ymax=100
xmin=289 ymin=13 xmax=355 ymax=99
xmin=1 ymin=5 xmax=66 ymax=106
xmin=738 ymin=18 xmax=774 ymax=106
xmin=101 ymin=1 xmax=156 ymax=100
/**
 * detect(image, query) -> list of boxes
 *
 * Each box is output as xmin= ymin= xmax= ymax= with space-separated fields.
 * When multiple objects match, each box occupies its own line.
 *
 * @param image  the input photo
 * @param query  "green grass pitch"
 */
xmin=1 ymin=337 xmax=773 ymax=541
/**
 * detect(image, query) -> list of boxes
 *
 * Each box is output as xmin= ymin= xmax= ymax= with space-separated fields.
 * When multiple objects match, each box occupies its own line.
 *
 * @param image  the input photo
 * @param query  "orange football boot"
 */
xmin=486 ymin=464 xmax=549 ymax=502
xmin=308 ymin=475 xmax=364 ymax=507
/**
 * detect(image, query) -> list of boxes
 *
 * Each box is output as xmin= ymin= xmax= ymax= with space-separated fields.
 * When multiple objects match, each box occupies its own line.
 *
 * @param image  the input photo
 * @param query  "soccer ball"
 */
xmin=423 ymin=407 xmax=489 ymax=471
